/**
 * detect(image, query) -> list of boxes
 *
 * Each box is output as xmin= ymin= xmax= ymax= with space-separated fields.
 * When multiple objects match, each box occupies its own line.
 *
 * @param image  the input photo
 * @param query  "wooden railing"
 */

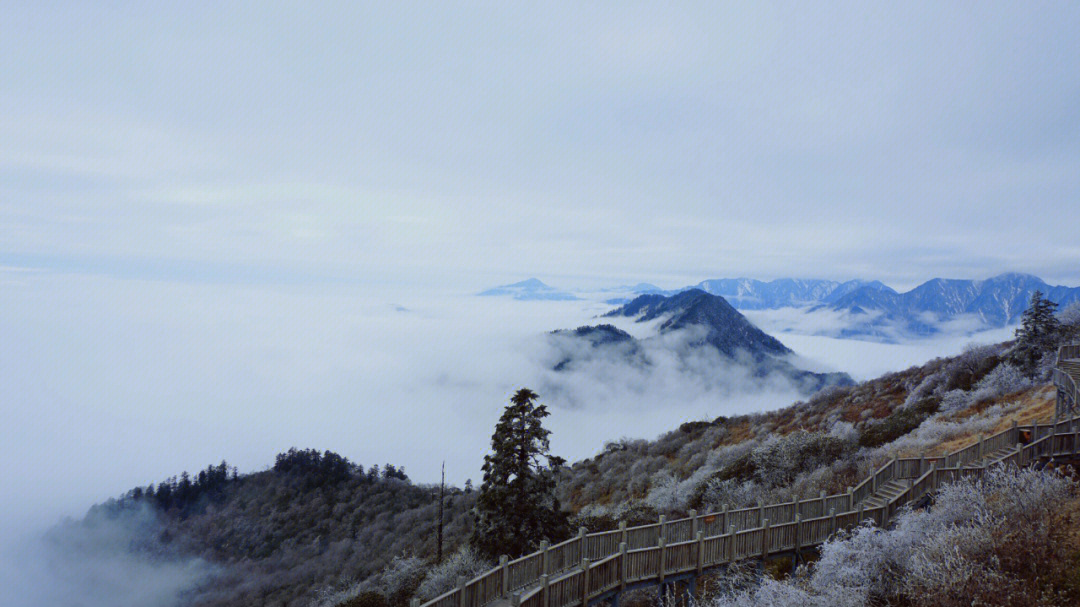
xmin=1055 ymin=345 xmax=1080 ymax=418
xmin=419 ymin=346 xmax=1080 ymax=607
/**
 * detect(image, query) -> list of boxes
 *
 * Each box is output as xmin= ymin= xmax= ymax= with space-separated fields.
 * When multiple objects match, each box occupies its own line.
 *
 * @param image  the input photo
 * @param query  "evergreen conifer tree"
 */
xmin=472 ymin=388 xmax=570 ymax=559
xmin=1012 ymin=290 xmax=1060 ymax=378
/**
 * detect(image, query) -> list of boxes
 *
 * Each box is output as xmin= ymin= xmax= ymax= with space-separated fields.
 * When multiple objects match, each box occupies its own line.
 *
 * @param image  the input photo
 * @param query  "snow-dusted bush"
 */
xmin=751 ymin=431 xmax=846 ymax=488
xmin=312 ymin=556 xmax=426 ymax=607
xmin=414 ymin=547 xmax=490 ymax=601
xmin=937 ymin=388 xmax=972 ymax=413
xmin=1061 ymin=301 xmax=1080 ymax=327
xmin=705 ymin=467 xmax=1079 ymax=607
xmin=696 ymin=478 xmax=765 ymax=511
xmin=970 ymin=362 xmax=1032 ymax=402
xmin=827 ymin=421 xmax=858 ymax=442
xmin=645 ymin=470 xmax=685 ymax=512
xmin=372 ymin=555 xmax=427 ymax=598
xmin=902 ymin=368 xmax=947 ymax=406
xmin=709 ymin=576 xmax=864 ymax=607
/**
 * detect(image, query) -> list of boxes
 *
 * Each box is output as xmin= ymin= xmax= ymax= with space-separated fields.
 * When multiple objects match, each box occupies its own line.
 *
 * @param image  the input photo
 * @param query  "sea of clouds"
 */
xmin=0 ymin=271 xmax=1015 ymax=606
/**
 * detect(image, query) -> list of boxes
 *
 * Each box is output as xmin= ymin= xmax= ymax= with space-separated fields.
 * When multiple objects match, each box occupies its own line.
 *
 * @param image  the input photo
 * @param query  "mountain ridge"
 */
xmin=550 ymin=289 xmax=853 ymax=394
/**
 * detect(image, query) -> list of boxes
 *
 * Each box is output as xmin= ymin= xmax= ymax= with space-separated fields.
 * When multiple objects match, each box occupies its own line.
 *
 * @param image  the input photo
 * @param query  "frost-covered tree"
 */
xmin=472 ymin=389 xmax=570 ymax=559
xmin=1011 ymin=290 xmax=1060 ymax=378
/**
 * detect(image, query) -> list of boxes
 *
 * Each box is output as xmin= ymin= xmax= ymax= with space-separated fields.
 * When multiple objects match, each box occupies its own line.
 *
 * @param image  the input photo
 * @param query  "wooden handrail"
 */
xmin=425 ymin=345 xmax=1080 ymax=607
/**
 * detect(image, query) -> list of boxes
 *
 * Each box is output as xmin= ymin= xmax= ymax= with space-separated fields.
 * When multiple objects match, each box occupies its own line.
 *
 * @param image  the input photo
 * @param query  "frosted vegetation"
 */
xmin=709 ymin=466 xmax=1080 ymax=607
xmin=563 ymin=300 xmax=1080 ymax=523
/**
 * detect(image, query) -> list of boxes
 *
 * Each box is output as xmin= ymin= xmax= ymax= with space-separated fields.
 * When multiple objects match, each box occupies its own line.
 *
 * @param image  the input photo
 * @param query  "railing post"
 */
xmin=978 ymin=434 xmax=985 ymax=460
xmin=412 ymin=599 xmax=420 ymax=607
xmin=757 ymin=500 xmax=765 ymax=526
xmin=696 ymin=531 xmax=705 ymax=574
xmin=578 ymin=526 xmax=587 ymax=560
xmin=793 ymin=495 xmax=801 ymax=520
xmin=512 ymin=594 xmax=521 ymax=607
xmin=618 ymin=520 xmax=627 ymax=548
xmin=793 ymin=513 xmax=801 ymax=555
xmin=658 ymin=537 xmax=666 ymax=582
xmin=457 ymin=576 xmax=467 ymax=607
xmin=761 ymin=518 xmax=770 ymax=558
xmin=856 ymin=502 xmax=862 ymax=524
xmin=842 ymin=488 xmax=850 ymax=512
xmin=690 ymin=509 xmax=698 ymax=538
xmin=721 ymin=503 xmax=728 ymax=530
xmin=581 ymin=559 xmax=590 ymax=607
xmin=726 ymin=524 xmax=735 ymax=562
xmin=541 ymin=540 xmax=550 ymax=575
xmin=500 ymin=555 xmax=509 ymax=597
xmin=541 ymin=574 xmax=550 ymax=607
xmin=871 ymin=469 xmax=877 ymax=494
xmin=658 ymin=515 xmax=666 ymax=544
xmin=619 ymin=542 xmax=627 ymax=590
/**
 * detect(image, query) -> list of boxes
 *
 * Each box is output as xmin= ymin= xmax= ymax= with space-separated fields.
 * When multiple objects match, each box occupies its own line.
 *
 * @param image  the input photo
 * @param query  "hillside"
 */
xmin=63 ymin=308 xmax=1080 ymax=607
xmin=75 ymin=450 xmax=476 ymax=607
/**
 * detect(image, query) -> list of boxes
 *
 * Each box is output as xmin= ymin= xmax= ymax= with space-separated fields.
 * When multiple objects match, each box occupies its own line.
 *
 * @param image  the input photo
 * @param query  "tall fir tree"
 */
xmin=472 ymin=388 xmax=570 ymax=559
xmin=1012 ymin=290 xmax=1060 ymax=378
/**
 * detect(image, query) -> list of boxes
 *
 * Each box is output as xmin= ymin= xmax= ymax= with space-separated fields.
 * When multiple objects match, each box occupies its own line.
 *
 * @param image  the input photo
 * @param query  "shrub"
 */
xmin=338 ymin=592 xmax=389 ymax=607
xmin=678 ymin=421 xmax=713 ymax=435
xmin=751 ymin=432 xmax=847 ymax=488
xmin=857 ymin=398 xmax=939 ymax=449
xmin=415 ymin=547 xmax=490 ymax=601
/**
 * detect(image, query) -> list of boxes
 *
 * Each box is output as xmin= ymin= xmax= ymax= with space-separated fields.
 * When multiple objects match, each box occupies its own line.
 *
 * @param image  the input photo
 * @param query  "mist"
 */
xmin=1 ymin=271 xmax=1017 ymax=605
xmin=0 ymin=504 xmax=215 ymax=607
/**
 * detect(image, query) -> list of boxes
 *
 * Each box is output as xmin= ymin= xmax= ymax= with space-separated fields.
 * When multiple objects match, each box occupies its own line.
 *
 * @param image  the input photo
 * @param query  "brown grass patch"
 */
xmin=929 ymin=385 xmax=1056 ymax=456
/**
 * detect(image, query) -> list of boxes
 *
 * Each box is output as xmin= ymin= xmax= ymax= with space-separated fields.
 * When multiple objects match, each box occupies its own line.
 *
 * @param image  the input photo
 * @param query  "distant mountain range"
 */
xmin=822 ymin=273 xmax=1080 ymax=337
xmin=483 ymin=274 xmax=1080 ymax=337
xmin=478 ymin=278 xmax=579 ymax=300
xmin=549 ymin=290 xmax=852 ymax=394
xmin=691 ymin=278 xmax=895 ymax=309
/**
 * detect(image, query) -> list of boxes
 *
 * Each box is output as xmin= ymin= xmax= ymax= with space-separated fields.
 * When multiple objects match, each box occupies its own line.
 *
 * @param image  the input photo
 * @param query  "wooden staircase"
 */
xmin=859 ymin=480 xmax=908 ymax=509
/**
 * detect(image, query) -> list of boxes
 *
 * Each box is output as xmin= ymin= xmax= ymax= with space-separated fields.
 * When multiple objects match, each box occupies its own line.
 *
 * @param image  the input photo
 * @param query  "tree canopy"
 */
xmin=1011 ymin=290 xmax=1061 ymax=377
xmin=472 ymin=388 xmax=570 ymax=559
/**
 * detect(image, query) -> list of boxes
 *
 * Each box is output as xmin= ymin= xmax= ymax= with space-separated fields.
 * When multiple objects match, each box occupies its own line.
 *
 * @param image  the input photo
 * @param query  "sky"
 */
xmin=2 ymin=2 xmax=1080 ymax=290
xmin=1 ymin=1 xmax=1080 ymax=588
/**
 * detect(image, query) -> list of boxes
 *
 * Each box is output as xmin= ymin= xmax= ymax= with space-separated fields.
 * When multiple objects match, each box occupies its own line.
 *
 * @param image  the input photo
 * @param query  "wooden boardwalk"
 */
xmin=418 ymin=345 xmax=1080 ymax=607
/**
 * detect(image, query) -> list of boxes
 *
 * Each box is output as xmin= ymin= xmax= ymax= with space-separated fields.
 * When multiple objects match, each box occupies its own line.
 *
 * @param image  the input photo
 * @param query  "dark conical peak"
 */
xmin=605 ymin=289 xmax=790 ymax=357
xmin=604 ymin=289 xmax=733 ymax=321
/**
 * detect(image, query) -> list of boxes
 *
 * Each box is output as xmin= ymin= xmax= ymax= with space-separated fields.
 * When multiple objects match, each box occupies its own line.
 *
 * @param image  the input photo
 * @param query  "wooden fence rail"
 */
xmin=416 ymin=345 xmax=1080 ymax=607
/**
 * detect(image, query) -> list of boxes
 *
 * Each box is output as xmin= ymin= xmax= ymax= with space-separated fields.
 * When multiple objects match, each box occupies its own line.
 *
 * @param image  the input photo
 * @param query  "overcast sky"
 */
xmin=3 ymin=2 xmax=1079 ymax=291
